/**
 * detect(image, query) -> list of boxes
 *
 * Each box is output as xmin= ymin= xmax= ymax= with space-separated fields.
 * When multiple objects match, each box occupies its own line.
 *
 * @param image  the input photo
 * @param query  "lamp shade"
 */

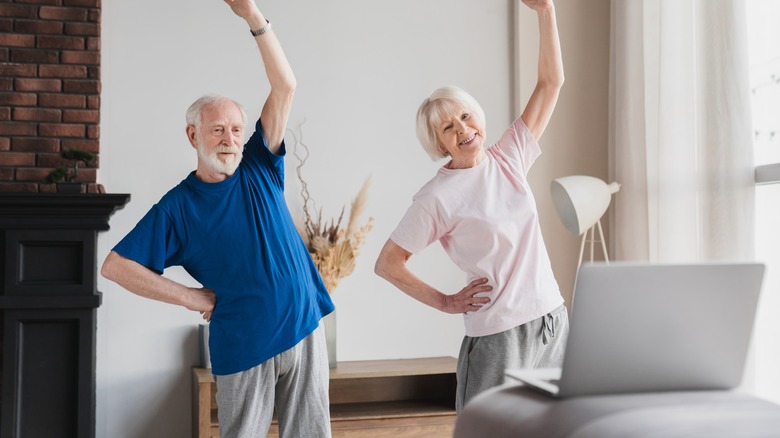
xmin=551 ymin=176 xmax=620 ymax=236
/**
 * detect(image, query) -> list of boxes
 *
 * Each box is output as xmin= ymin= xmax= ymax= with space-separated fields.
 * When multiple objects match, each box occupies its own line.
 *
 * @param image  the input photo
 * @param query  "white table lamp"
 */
xmin=551 ymin=175 xmax=620 ymax=270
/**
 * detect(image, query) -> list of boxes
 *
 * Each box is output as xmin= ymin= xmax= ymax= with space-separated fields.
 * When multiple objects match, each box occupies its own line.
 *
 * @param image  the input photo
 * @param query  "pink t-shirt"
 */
xmin=390 ymin=117 xmax=563 ymax=337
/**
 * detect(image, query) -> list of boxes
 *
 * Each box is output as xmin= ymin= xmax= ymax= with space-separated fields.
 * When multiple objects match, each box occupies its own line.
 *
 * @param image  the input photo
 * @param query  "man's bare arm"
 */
xmin=101 ymin=251 xmax=216 ymax=320
xmin=224 ymin=0 xmax=296 ymax=154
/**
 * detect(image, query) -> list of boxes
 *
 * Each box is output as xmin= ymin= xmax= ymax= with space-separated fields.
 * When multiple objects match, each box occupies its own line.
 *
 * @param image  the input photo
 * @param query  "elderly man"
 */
xmin=100 ymin=1 xmax=334 ymax=436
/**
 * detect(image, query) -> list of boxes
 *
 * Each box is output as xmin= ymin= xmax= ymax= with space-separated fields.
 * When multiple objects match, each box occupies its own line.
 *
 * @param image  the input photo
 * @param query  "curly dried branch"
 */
xmin=289 ymin=119 xmax=316 ymax=241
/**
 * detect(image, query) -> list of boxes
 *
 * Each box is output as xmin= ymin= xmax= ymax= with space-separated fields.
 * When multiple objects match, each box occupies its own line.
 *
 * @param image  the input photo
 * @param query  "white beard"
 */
xmin=197 ymin=141 xmax=242 ymax=176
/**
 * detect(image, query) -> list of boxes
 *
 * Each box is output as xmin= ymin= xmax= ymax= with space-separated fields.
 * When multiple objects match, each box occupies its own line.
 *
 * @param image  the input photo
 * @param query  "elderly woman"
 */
xmin=374 ymin=0 xmax=567 ymax=412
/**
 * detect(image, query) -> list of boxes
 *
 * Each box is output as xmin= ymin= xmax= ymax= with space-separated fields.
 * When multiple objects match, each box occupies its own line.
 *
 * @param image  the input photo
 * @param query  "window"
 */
xmin=747 ymin=0 xmax=780 ymax=404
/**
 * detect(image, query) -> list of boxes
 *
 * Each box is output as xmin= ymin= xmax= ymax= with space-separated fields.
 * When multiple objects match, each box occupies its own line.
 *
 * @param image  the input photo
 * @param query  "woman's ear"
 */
xmin=437 ymin=142 xmax=448 ymax=157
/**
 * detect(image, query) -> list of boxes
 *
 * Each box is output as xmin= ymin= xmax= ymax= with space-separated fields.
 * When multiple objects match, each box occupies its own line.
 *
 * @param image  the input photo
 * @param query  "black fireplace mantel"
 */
xmin=0 ymin=194 xmax=131 ymax=231
xmin=0 ymin=193 xmax=130 ymax=438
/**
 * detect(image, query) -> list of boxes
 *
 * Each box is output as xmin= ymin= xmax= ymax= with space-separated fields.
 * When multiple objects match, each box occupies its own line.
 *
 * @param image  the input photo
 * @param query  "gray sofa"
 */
xmin=455 ymin=384 xmax=780 ymax=437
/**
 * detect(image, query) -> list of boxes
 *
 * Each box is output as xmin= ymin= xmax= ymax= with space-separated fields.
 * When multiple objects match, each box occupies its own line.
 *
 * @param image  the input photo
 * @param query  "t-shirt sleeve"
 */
xmin=242 ymin=118 xmax=286 ymax=188
xmin=389 ymin=199 xmax=442 ymax=255
xmin=111 ymin=205 xmax=182 ymax=275
xmin=493 ymin=116 xmax=542 ymax=176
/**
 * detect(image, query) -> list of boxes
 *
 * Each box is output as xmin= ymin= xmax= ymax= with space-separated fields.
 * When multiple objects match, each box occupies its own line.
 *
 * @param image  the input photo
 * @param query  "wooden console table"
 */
xmin=192 ymin=356 xmax=457 ymax=438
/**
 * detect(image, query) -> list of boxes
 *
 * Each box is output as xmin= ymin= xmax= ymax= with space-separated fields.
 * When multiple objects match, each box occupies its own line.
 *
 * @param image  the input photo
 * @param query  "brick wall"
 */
xmin=0 ymin=0 xmax=102 ymax=193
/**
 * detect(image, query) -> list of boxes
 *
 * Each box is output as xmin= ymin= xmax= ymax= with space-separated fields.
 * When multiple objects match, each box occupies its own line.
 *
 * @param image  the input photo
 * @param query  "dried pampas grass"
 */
xmin=290 ymin=122 xmax=374 ymax=293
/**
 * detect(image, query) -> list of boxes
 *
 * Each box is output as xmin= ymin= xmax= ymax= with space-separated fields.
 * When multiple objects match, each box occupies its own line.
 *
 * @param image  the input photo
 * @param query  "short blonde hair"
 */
xmin=415 ymin=86 xmax=486 ymax=160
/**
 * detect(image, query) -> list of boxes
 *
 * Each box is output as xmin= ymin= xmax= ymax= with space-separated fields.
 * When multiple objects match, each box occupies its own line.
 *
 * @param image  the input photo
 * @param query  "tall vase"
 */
xmin=323 ymin=310 xmax=337 ymax=368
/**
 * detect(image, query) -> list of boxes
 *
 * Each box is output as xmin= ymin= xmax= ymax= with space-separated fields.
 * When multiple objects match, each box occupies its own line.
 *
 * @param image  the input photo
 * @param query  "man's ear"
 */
xmin=186 ymin=125 xmax=198 ymax=149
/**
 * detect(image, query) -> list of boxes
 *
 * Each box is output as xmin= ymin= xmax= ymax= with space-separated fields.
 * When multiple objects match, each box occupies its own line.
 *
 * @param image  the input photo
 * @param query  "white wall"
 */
xmin=98 ymin=0 xmax=610 ymax=436
xmin=747 ymin=0 xmax=780 ymax=405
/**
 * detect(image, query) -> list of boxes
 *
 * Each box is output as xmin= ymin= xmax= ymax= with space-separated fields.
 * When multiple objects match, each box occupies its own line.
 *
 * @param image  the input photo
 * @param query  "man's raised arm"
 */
xmin=224 ymin=0 xmax=296 ymax=154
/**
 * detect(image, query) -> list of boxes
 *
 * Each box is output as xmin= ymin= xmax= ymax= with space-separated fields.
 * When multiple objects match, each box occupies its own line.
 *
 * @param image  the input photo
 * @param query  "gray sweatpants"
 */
xmin=456 ymin=305 xmax=569 ymax=412
xmin=215 ymin=325 xmax=331 ymax=438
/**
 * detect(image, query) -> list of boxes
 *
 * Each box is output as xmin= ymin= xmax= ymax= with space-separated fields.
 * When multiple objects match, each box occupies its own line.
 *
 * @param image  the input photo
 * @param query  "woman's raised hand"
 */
xmin=521 ymin=0 xmax=554 ymax=12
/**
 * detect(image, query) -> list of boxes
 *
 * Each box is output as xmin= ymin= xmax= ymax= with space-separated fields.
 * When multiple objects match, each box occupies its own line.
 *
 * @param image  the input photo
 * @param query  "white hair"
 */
xmin=185 ymin=94 xmax=248 ymax=132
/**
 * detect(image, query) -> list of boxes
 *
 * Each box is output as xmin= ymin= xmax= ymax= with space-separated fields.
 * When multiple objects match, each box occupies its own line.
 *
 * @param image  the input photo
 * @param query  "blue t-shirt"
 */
xmin=113 ymin=119 xmax=334 ymax=375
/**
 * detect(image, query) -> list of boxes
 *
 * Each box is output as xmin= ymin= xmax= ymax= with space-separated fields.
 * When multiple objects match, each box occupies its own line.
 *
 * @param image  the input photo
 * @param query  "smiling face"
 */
xmin=187 ymin=100 xmax=245 ymax=182
xmin=435 ymin=106 xmax=486 ymax=169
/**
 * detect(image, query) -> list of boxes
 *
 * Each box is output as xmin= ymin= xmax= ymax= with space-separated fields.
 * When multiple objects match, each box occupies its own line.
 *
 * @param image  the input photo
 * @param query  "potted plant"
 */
xmin=44 ymin=149 xmax=97 ymax=194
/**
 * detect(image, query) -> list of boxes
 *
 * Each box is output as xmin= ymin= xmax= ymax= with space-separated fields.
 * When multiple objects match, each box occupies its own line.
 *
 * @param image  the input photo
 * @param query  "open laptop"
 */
xmin=505 ymin=262 xmax=765 ymax=398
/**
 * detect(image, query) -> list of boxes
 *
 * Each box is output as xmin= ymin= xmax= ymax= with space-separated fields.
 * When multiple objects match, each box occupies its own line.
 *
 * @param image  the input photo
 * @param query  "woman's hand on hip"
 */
xmin=442 ymin=278 xmax=492 ymax=314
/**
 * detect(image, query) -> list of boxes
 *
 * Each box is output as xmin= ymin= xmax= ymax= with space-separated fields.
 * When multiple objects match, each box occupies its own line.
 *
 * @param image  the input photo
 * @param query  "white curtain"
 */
xmin=609 ymin=0 xmax=755 ymax=262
